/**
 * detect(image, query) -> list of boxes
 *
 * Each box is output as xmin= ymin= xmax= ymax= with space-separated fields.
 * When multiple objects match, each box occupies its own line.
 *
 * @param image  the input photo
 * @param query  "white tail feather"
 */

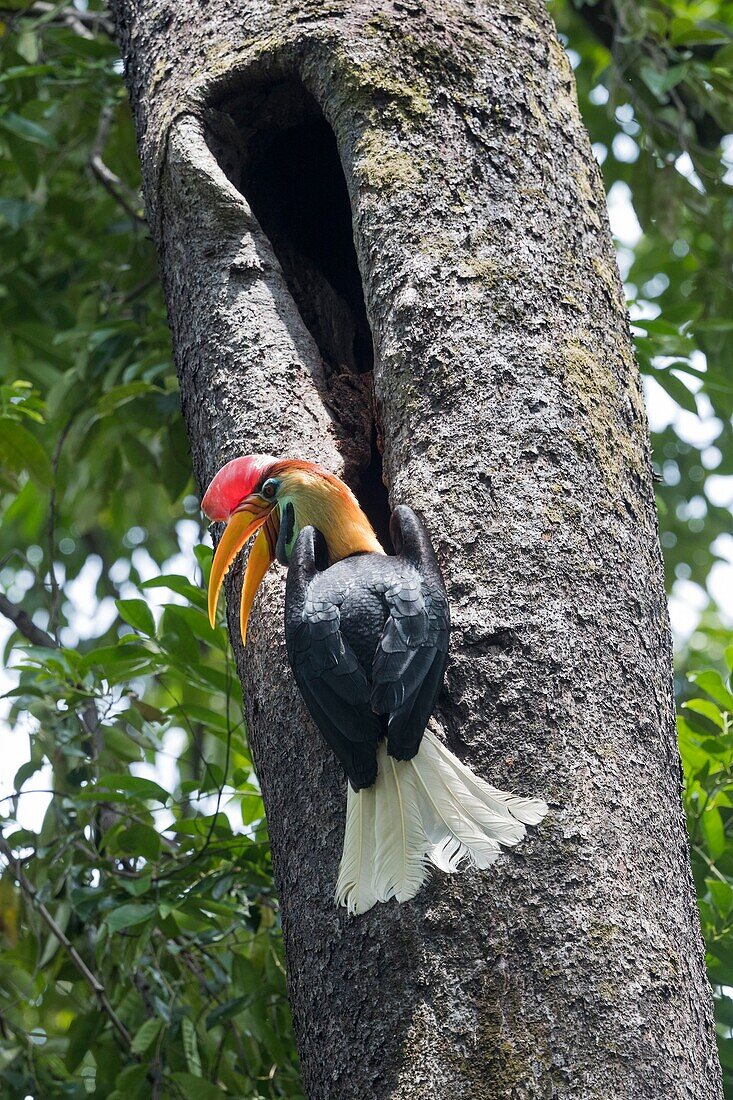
xmin=372 ymin=755 xmax=430 ymax=904
xmin=437 ymin=737 xmax=547 ymax=826
xmin=335 ymin=729 xmax=548 ymax=915
xmin=335 ymin=782 xmax=377 ymax=916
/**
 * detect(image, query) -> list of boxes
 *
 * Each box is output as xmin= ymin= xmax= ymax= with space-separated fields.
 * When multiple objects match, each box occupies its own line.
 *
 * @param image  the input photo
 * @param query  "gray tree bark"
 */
xmin=112 ymin=2 xmax=722 ymax=1097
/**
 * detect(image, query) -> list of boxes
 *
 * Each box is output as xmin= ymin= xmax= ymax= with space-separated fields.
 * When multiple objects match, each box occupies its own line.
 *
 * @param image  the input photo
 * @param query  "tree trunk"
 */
xmin=112 ymin=1 xmax=722 ymax=1096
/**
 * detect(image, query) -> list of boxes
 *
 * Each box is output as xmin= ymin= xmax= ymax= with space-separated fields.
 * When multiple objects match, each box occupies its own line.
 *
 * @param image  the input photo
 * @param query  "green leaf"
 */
xmin=111 ymin=1064 xmax=152 ymax=1099
xmin=102 ymin=724 xmax=144 ymax=763
xmin=96 ymin=773 xmax=170 ymax=805
xmin=0 ymin=197 xmax=37 ymax=229
xmin=141 ymin=574 xmax=207 ymax=606
xmin=165 ymin=703 xmax=230 ymax=734
xmin=239 ymin=787 xmax=265 ymax=827
xmin=181 ymin=1016 xmax=202 ymax=1076
xmin=13 ymin=755 xmax=44 ymax=790
xmin=194 ymin=543 xmax=213 ymax=578
xmin=683 ymin=699 xmax=724 ymax=729
xmin=232 ymin=953 xmax=260 ymax=993
xmin=130 ymin=1017 xmax=164 ymax=1055
xmin=116 ymin=598 xmax=156 ymax=636
xmin=65 ymin=1011 xmax=104 ymax=1072
xmin=205 ymin=996 xmax=250 ymax=1030
xmin=690 ymin=672 xmax=733 ymax=714
xmin=104 ymin=903 xmax=156 ymax=933
xmin=0 ymin=111 xmax=57 ymax=148
xmin=96 ymin=382 xmax=159 ymax=415
xmin=0 ymin=419 xmax=53 ymax=487
xmin=669 ymin=17 xmax=731 ymax=46
xmin=119 ymin=872 xmax=152 ymax=898
xmin=170 ymin=1074 xmax=226 ymax=1099
xmin=717 ymin=1035 xmax=733 ymax=1072
xmin=0 ymin=64 xmax=55 ymax=81
xmin=115 ymin=824 xmax=162 ymax=862
xmin=707 ymin=878 xmax=733 ymax=918
xmin=160 ymin=605 xmax=199 ymax=665
xmin=639 ymin=61 xmax=689 ymax=98
xmin=652 ymin=370 xmax=699 ymax=416
xmin=715 ymin=995 xmax=733 ymax=1028
xmin=701 ymin=807 xmax=726 ymax=861
xmin=78 ymin=642 xmax=157 ymax=678
xmin=4 ymin=131 xmax=39 ymax=189
xmin=170 ymin=604 xmax=222 ymax=643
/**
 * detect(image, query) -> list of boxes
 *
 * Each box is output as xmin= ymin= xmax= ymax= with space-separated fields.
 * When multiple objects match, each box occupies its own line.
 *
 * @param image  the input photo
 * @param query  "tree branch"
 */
xmin=0 ymin=591 xmax=56 ymax=649
xmin=89 ymin=103 xmax=147 ymax=226
xmin=0 ymin=832 xmax=132 ymax=1047
xmin=0 ymin=2 xmax=114 ymax=39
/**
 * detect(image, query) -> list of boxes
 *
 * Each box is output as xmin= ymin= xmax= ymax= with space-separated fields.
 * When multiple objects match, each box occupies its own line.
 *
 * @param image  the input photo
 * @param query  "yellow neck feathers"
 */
xmin=278 ymin=464 xmax=384 ymax=563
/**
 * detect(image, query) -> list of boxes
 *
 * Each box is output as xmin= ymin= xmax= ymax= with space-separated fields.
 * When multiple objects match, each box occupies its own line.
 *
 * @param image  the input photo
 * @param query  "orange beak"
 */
xmin=207 ymin=498 xmax=279 ymax=644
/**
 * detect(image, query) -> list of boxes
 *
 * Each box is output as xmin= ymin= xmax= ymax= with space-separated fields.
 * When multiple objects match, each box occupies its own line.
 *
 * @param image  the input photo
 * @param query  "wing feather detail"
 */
xmin=285 ymin=549 xmax=381 ymax=787
xmin=371 ymin=574 xmax=449 ymax=760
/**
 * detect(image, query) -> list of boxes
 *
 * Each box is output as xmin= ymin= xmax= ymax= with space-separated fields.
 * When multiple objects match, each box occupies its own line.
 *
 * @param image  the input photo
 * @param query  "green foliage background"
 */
xmin=0 ymin=1 xmax=732 ymax=1095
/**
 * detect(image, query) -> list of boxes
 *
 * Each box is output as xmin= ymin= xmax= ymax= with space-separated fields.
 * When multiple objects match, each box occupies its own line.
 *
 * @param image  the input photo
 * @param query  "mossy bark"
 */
xmin=111 ymin=1 xmax=722 ymax=1097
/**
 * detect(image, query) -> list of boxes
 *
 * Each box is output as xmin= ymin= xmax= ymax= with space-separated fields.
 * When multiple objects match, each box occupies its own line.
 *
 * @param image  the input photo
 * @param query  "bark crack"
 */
xmin=203 ymin=79 xmax=392 ymax=548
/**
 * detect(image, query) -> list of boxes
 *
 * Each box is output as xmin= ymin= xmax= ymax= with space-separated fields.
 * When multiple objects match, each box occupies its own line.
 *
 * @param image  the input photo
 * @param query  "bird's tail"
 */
xmin=335 ymin=728 xmax=547 ymax=916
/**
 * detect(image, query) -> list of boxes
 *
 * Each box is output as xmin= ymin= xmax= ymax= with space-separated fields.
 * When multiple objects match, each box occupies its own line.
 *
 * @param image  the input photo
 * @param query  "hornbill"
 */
xmin=202 ymin=455 xmax=546 ymax=914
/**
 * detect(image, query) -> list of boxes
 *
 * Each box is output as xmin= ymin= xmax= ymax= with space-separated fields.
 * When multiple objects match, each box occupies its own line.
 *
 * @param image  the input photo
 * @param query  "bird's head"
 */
xmin=201 ymin=454 xmax=383 ymax=643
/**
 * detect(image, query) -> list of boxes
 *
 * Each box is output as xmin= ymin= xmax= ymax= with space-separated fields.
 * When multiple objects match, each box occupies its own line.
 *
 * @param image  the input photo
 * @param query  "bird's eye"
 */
xmin=261 ymin=478 xmax=278 ymax=500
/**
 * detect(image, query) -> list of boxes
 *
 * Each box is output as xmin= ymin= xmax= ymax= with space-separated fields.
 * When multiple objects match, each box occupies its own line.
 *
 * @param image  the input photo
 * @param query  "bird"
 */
xmin=202 ymin=454 xmax=547 ymax=915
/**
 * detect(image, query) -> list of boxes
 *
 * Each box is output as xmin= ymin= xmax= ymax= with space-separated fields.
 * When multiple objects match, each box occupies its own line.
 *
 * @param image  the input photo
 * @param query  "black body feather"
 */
xmin=284 ymin=505 xmax=449 ymax=789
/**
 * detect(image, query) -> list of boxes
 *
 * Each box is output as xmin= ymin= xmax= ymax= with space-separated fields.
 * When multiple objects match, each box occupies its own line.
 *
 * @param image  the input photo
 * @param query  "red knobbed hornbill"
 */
xmin=202 ymin=455 xmax=546 ymax=915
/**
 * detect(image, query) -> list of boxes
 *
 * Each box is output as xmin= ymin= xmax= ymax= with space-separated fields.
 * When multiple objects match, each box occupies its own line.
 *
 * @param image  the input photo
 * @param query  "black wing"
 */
xmin=371 ymin=506 xmax=450 ymax=760
xmin=285 ymin=526 xmax=381 ymax=790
